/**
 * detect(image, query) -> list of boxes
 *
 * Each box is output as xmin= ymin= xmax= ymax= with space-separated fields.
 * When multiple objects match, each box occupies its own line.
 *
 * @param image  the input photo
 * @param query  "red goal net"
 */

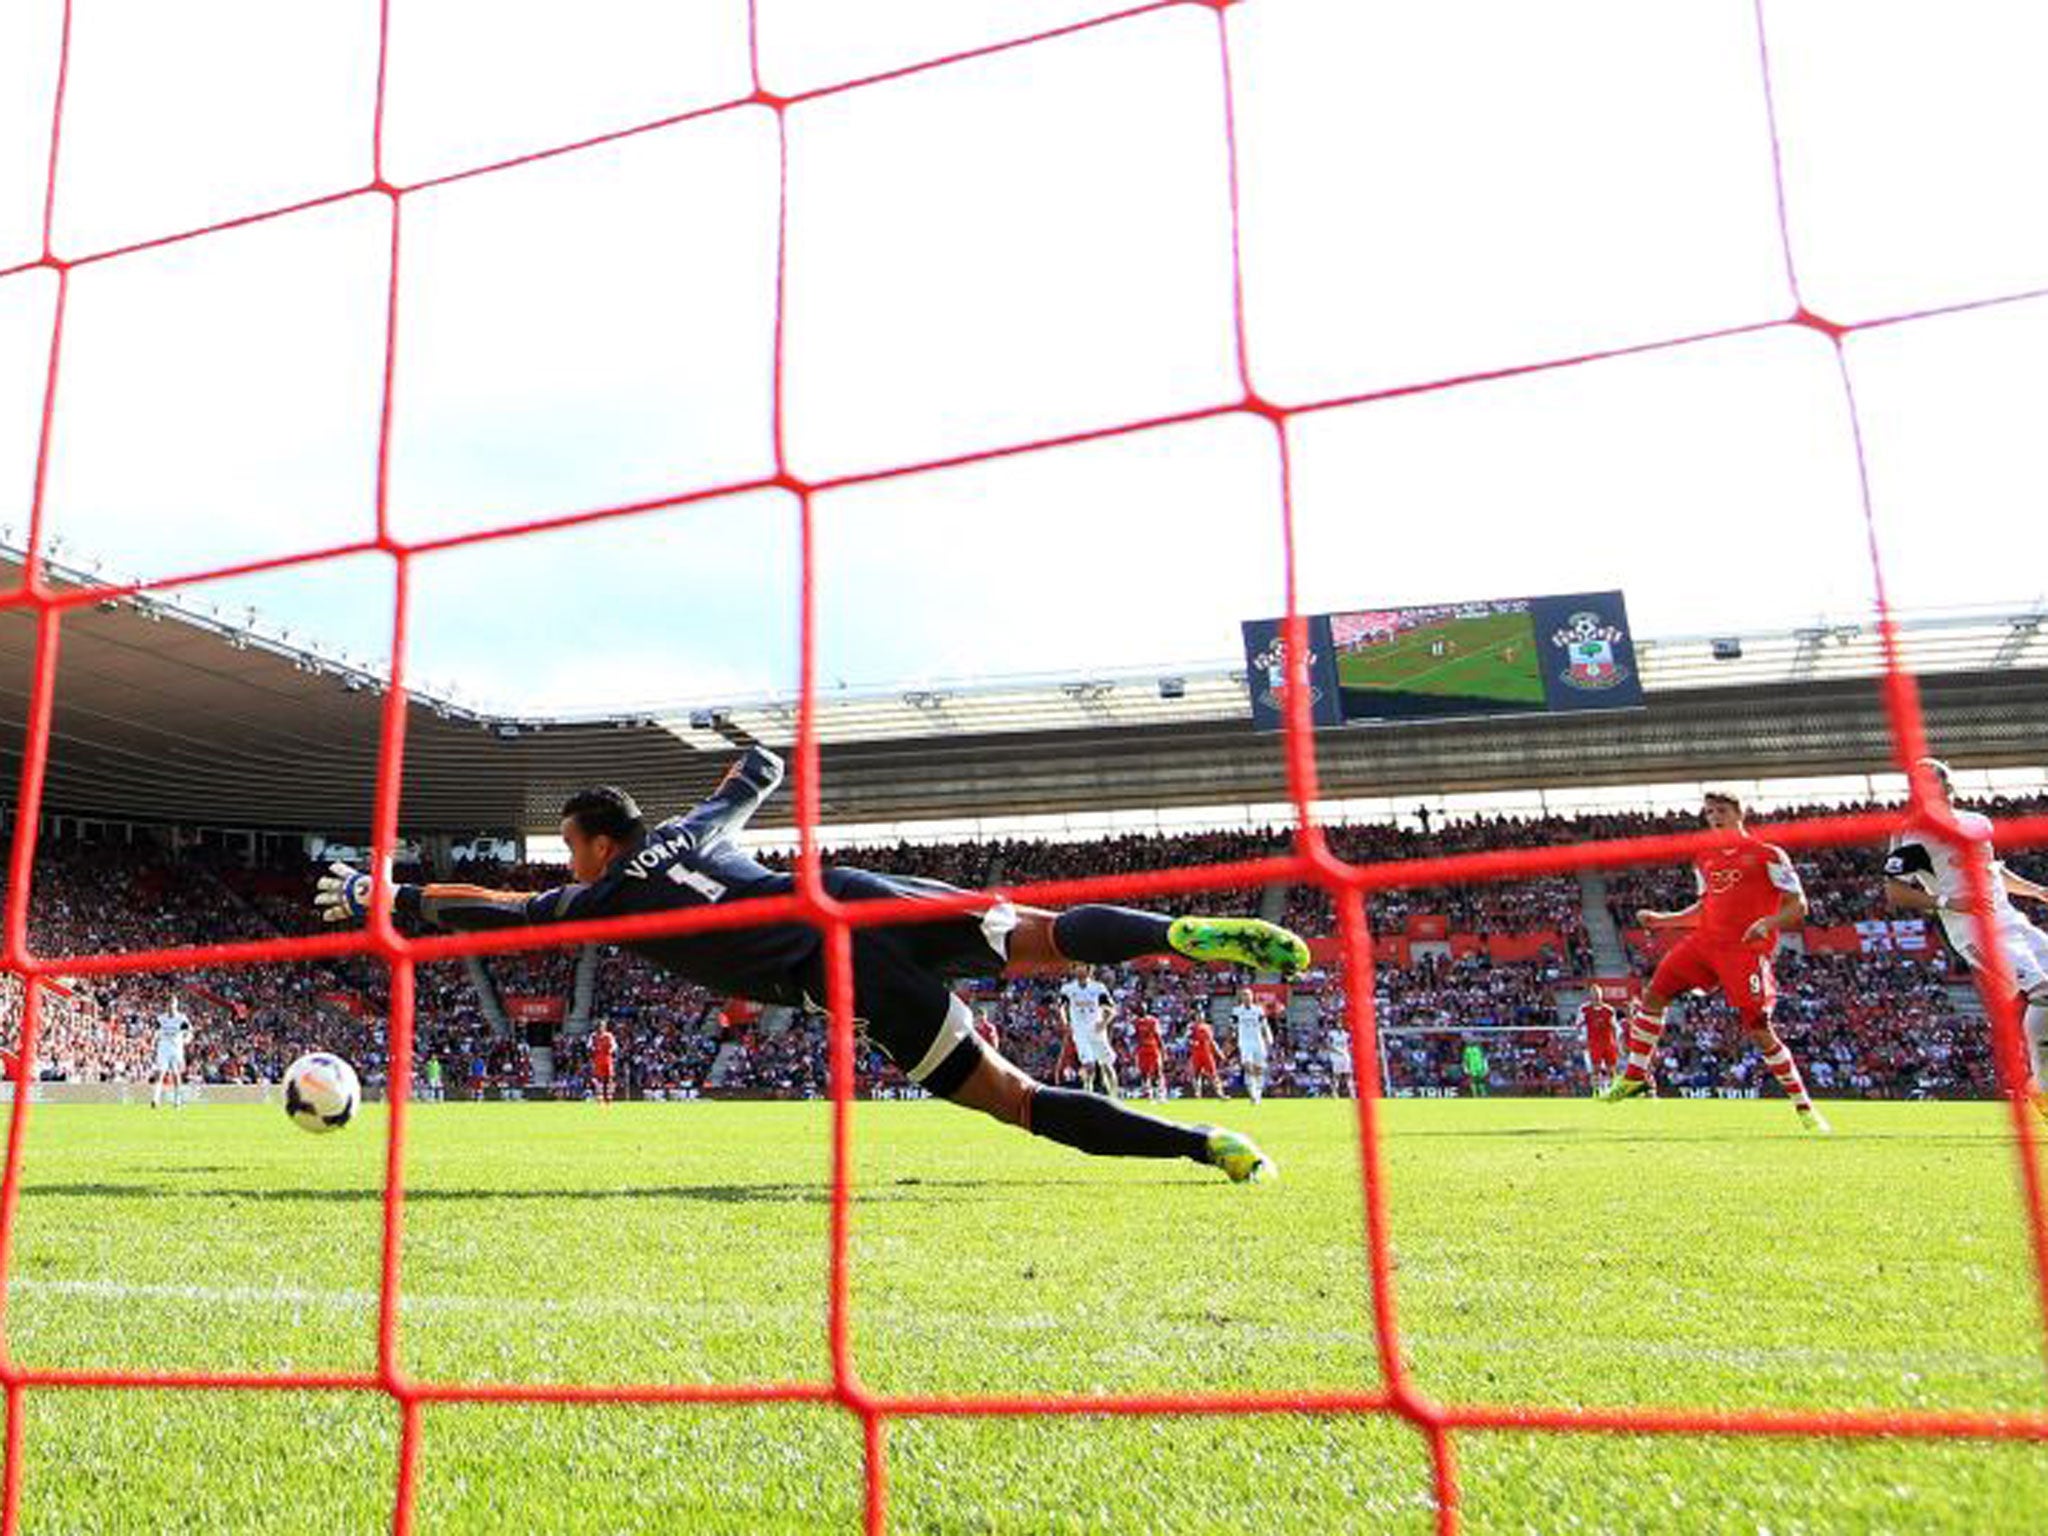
xmin=1 ymin=1 xmax=2044 ymax=1531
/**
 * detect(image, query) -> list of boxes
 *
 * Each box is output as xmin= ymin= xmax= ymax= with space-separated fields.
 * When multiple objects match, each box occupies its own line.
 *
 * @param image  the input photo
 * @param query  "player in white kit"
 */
xmin=1326 ymin=1022 xmax=1355 ymax=1098
xmin=1060 ymin=969 xmax=1119 ymax=1097
xmin=151 ymin=996 xmax=191 ymax=1109
xmin=1230 ymin=986 xmax=1273 ymax=1106
xmin=1884 ymin=758 xmax=2048 ymax=1123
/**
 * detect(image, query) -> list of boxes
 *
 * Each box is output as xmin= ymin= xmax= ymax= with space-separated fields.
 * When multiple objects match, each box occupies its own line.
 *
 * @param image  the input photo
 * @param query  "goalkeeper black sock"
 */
xmin=1027 ymin=1086 xmax=1210 ymax=1163
xmin=1051 ymin=906 xmax=1173 ymax=964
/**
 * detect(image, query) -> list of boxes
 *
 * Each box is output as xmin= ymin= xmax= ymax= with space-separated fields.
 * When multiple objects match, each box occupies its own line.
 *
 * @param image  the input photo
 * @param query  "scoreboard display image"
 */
xmin=1242 ymin=591 xmax=1642 ymax=730
xmin=1330 ymin=602 xmax=1547 ymax=709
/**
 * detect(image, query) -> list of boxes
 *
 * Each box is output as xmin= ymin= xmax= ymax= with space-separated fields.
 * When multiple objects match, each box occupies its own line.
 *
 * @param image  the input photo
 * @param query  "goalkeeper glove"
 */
xmin=314 ymin=861 xmax=375 ymax=923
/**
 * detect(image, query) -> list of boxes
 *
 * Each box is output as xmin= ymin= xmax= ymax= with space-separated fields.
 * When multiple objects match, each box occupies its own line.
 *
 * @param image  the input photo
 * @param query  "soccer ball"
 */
xmin=283 ymin=1052 xmax=361 ymax=1134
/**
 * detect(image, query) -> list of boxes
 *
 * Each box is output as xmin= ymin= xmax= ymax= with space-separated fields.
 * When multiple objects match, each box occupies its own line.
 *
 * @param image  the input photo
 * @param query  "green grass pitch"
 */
xmin=1 ymin=1098 xmax=2043 ymax=1532
xmin=1337 ymin=612 xmax=1546 ymax=706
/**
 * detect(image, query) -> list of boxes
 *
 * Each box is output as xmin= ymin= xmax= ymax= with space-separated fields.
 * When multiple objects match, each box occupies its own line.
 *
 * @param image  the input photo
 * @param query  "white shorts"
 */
xmin=1329 ymin=1051 xmax=1353 ymax=1075
xmin=154 ymin=1044 xmax=185 ymax=1074
xmin=1072 ymin=1034 xmax=1104 ymax=1067
xmin=1952 ymin=912 xmax=2048 ymax=996
xmin=1239 ymin=1046 xmax=1268 ymax=1070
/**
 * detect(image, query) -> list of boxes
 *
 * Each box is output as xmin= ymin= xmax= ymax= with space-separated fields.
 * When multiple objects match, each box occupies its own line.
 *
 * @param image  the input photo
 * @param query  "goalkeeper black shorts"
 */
xmin=795 ymin=867 xmax=1017 ymax=1094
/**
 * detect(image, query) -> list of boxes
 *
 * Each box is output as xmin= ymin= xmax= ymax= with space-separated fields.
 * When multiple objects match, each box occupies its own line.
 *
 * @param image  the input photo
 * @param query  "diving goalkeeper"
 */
xmin=316 ymin=747 xmax=1307 ymax=1182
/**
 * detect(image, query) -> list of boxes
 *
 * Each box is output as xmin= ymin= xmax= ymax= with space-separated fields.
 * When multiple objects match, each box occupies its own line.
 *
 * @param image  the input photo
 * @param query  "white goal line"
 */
xmin=5 ymin=1279 xmax=2030 ymax=1379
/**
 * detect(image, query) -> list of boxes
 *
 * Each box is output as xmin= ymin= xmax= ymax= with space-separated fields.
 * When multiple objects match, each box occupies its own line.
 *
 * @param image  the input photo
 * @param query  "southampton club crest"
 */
xmin=1551 ymin=610 xmax=1630 ymax=691
xmin=1251 ymin=634 xmax=1324 ymax=713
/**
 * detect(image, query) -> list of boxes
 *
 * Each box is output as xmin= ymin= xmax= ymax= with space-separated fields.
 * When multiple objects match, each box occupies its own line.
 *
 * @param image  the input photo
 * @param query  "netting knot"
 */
xmin=378 ymin=1362 xmax=419 ymax=1402
xmin=1390 ymin=1378 xmax=1448 ymax=1428
xmin=1791 ymin=306 xmax=1847 ymax=340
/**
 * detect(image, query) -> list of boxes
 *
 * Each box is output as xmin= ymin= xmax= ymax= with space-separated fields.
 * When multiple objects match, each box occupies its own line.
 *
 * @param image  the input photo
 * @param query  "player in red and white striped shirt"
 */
xmin=1600 ymin=792 xmax=1829 ymax=1132
xmin=590 ymin=1024 xmax=618 ymax=1104
xmin=1579 ymin=993 xmax=1620 ymax=1091
xmin=1132 ymin=1012 xmax=1166 ymax=1101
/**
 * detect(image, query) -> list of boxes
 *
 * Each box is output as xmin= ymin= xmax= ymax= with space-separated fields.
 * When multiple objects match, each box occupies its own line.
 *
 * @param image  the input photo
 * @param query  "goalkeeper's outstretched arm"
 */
xmin=675 ymin=745 xmax=783 ymax=851
xmin=310 ymin=746 xmax=787 ymax=933
xmin=314 ymin=862 xmax=566 ymax=931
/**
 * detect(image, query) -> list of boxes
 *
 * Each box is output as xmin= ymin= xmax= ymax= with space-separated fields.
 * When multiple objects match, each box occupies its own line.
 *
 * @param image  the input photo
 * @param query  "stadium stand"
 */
xmin=1 ymin=793 xmax=2017 ymax=1103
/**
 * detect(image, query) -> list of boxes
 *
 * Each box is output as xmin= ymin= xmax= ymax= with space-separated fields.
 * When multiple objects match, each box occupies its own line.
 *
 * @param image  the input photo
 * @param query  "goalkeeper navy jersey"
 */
xmin=408 ymin=746 xmax=822 ymax=1005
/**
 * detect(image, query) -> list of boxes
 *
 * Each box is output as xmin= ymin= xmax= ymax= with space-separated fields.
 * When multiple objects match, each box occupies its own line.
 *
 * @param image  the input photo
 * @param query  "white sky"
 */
xmin=2 ymin=0 xmax=2047 ymax=715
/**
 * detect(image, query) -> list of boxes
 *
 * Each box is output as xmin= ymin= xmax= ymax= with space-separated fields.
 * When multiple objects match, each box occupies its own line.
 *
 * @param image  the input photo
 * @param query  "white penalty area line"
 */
xmin=6 ymin=1280 xmax=2036 ymax=1380
xmin=6 ymin=1276 xmax=788 ymax=1324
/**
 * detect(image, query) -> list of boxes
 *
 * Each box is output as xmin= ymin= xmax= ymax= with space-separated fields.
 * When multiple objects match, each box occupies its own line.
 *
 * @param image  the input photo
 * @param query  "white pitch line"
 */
xmin=1400 ymin=1330 xmax=2035 ymax=1378
xmin=6 ymin=1277 xmax=798 ymax=1323
xmin=5 ymin=1279 xmax=2036 ymax=1378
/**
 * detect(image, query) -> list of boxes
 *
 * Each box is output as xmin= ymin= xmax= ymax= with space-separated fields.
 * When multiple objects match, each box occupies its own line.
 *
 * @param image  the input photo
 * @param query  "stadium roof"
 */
xmin=642 ymin=604 xmax=2048 ymax=746
xmin=2 ymin=547 xmax=2044 ymax=836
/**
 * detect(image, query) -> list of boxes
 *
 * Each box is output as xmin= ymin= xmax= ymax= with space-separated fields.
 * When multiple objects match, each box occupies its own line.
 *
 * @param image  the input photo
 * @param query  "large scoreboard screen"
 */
xmin=1241 ymin=591 xmax=1642 ymax=730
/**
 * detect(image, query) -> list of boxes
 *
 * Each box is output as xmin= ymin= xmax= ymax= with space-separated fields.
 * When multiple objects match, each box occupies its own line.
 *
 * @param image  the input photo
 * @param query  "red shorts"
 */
xmin=1651 ymin=936 xmax=1776 ymax=1016
xmin=1586 ymin=1033 xmax=1618 ymax=1071
xmin=1136 ymin=1047 xmax=1162 ymax=1076
xmin=1189 ymin=1049 xmax=1218 ymax=1075
xmin=593 ymin=1063 xmax=615 ymax=1082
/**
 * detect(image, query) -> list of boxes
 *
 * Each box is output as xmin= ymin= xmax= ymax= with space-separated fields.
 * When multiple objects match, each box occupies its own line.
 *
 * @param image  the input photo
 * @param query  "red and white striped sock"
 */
xmin=1761 ymin=1043 xmax=1812 ymax=1111
xmin=1623 ymin=1007 xmax=1665 ymax=1082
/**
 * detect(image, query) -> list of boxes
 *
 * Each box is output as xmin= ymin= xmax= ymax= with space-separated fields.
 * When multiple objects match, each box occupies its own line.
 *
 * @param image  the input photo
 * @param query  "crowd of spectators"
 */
xmin=1 ymin=843 xmax=387 ymax=1085
xmin=0 ymin=793 xmax=2028 ymax=1103
xmin=0 ymin=976 xmax=147 ymax=1081
xmin=765 ymin=828 xmax=1285 ymax=916
xmin=1682 ymin=949 xmax=1991 ymax=1098
xmin=1285 ymin=816 xmax=1594 ymax=949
